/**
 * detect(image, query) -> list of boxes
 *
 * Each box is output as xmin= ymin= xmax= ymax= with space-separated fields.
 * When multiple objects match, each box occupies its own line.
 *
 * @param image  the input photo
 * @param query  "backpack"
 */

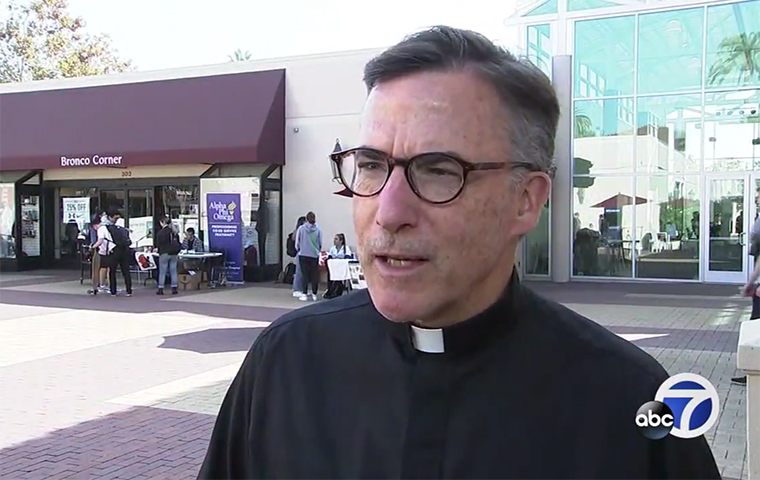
xmin=286 ymin=233 xmax=297 ymax=258
xmin=106 ymin=224 xmax=132 ymax=249
xmin=166 ymin=229 xmax=182 ymax=255
xmin=282 ymin=262 xmax=296 ymax=284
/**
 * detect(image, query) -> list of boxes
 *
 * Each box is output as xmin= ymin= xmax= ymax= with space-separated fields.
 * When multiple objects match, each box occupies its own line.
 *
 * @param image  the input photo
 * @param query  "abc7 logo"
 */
xmin=636 ymin=373 xmax=720 ymax=440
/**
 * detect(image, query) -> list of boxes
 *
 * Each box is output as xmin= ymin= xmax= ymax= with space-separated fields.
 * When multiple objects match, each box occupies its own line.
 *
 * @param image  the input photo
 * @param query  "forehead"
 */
xmin=359 ymin=70 xmax=508 ymax=157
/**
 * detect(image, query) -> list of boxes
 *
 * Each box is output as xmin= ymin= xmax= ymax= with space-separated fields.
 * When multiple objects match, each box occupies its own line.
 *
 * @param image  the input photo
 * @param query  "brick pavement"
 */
xmin=0 ymin=272 xmax=753 ymax=479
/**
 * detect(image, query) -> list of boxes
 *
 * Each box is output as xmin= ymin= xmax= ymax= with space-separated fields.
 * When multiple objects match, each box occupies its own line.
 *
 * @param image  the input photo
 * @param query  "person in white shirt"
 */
xmin=92 ymin=209 xmax=132 ymax=297
xmin=327 ymin=233 xmax=352 ymax=259
xmin=324 ymin=233 xmax=353 ymax=299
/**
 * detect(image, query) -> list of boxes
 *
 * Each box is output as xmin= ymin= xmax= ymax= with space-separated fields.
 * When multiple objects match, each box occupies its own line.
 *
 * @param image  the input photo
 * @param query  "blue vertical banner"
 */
xmin=207 ymin=193 xmax=244 ymax=283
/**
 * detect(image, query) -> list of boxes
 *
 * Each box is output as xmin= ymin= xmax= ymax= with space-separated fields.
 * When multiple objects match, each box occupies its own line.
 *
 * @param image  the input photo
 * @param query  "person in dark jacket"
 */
xmin=156 ymin=215 xmax=179 ymax=295
xmin=197 ymin=26 xmax=720 ymax=480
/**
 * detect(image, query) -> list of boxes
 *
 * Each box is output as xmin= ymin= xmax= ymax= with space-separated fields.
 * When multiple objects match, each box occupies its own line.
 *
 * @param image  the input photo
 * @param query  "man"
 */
xmin=198 ymin=26 xmax=720 ymax=479
xmin=295 ymin=211 xmax=322 ymax=301
xmin=86 ymin=215 xmax=106 ymax=295
xmin=94 ymin=209 xmax=133 ymax=297
xmin=181 ymin=227 xmax=204 ymax=252
xmin=734 ymin=187 xmax=760 ymax=386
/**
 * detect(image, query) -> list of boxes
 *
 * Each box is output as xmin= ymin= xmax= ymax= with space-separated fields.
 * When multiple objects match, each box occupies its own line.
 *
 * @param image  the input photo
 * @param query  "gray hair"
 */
xmin=363 ymin=25 xmax=560 ymax=179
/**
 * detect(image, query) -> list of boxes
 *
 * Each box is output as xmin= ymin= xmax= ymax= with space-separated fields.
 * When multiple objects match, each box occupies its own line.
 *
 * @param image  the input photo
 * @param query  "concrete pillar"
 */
xmin=550 ymin=55 xmax=572 ymax=283
xmin=738 ymin=318 xmax=760 ymax=480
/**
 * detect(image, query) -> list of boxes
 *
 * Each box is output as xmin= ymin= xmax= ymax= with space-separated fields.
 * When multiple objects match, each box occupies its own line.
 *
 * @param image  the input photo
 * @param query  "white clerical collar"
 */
xmin=410 ymin=325 xmax=445 ymax=353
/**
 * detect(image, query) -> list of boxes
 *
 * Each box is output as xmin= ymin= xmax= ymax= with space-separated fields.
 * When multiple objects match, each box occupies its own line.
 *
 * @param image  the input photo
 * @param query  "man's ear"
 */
xmin=512 ymin=172 xmax=552 ymax=237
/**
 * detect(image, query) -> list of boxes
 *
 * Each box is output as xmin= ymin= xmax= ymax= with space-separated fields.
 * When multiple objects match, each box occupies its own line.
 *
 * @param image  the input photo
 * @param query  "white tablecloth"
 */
xmin=327 ymin=259 xmax=351 ymax=281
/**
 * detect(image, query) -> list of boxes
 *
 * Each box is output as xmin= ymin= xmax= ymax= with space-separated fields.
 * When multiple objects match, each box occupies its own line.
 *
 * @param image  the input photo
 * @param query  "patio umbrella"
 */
xmin=331 ymin=138 xmax=353 ymax=198
xmin=592 ymin=193 xmax=647 ymax=209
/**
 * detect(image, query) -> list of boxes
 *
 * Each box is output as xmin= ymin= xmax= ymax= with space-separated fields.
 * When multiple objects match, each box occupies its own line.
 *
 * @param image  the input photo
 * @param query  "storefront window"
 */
xmin=567 ymin=0 xmax=618 ymax=11
xmin=574 ymin=15 xmax=635 ymax=99
xmin=703 ymin=89 xmax=760 ymax=172
xmin=522 ymin=0 xmax=557 ymax=17
xmin=525 ymin=200 xmax=550 ymax=275
xmin=201 ymin=176 xmax=261 ymax=279
xmin=636 ymin=94 xmax=702 ymax=173
xmin=527 ymin=24 xmax=552 ymax=78
xmin=574 ymin=99 xmax=635 ymax=173
xmin=60 ymin=188 xmax=97 ymax=259
xmin=706 ymin=0 xmax=760 ymax=90
xmin=0 ymin=183 xmax=16 ymax=259
xmin=634 ymin=175 xmax=700 ymax=280
xmin=572 ymin=176 xmax=633 ymax=278
xmin=20 ymin=195 xmax=40 ymax=258
xmin=161 ymin=185 xmax=203 ymax=244
xmin=637 ymin=7 xmax=704 ymax=95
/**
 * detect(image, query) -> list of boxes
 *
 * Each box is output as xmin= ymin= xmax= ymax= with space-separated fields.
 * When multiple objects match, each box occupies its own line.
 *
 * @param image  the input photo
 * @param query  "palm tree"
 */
xmin=228 ymin=49 xmax=252 ymax=62
xmin=707 ymin=32 xmax=760 ymax=87
xmin=574 ymin=111 xmax=595 ymax=138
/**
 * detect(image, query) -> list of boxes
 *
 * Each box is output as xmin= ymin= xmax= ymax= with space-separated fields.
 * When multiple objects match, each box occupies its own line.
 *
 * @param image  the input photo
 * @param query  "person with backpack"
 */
xmin=156 ymin=215 xmax=181 ymax=295
xmin=93 ymin=209 xmax=133 ymax=297
xmin=287 ymin=216 xmax=306 ymax=297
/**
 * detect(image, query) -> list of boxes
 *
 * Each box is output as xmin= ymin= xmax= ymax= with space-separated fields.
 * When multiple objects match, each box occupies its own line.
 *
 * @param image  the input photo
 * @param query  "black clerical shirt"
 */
xmin=198 ymin=272 xmax=721 ymax=479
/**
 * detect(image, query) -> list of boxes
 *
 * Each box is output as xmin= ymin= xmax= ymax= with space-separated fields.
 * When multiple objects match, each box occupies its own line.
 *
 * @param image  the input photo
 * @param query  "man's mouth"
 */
xmin=375 ymin=255 xmax=428 ymax=267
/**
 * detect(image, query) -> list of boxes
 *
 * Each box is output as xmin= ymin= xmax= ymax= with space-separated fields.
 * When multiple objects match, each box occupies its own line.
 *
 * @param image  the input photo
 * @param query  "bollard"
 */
xmin=738 ymin=318 xmax=760 ymax=480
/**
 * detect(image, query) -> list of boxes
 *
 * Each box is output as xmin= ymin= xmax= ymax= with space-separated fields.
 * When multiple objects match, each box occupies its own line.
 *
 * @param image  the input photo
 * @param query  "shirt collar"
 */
xmin=381 ymin=268 xmax=523 ymax=357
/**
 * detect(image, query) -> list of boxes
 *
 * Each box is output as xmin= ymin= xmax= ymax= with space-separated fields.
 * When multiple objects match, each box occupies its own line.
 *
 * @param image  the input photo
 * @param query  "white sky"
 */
xmin=65 ymin=0 xmax=524 ymax=72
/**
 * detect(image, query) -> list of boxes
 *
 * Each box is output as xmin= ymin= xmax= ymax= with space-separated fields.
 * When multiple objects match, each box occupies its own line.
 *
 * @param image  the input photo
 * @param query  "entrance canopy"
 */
xmin=0 ymin=69 xmax=285 ymax=171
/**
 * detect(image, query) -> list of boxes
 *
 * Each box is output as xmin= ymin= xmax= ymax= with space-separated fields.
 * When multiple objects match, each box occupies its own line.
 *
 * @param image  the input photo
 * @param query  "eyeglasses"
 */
xmin=330 ymin=147 xmax=540 ymax=204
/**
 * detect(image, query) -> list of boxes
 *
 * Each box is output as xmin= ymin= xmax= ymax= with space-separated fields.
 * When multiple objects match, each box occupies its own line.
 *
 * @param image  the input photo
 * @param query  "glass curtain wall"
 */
xmin=524 ymin=22 xmax=554 ymax=276
xmin=571 ymin=0 xmax=760 ymax=281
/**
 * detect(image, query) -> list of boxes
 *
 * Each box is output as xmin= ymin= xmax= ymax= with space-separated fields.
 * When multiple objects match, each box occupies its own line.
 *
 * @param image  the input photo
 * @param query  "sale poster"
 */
xmin=207 ymin=193 xmax=243 ymax=283
xmin=62 ymin=198 xmax=90 ymax=230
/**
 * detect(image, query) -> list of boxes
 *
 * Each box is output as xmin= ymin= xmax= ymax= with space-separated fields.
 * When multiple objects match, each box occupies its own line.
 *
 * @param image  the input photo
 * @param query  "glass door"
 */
xmin=703 ymin=175 xmax=751 ymax=283
xmin=127 ymin=188 xmax=154 ymax=248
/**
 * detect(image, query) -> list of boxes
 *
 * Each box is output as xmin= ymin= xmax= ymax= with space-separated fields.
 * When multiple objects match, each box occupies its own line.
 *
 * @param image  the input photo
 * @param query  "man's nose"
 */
xmin=374 ymin=167 xmax=420 ymax=234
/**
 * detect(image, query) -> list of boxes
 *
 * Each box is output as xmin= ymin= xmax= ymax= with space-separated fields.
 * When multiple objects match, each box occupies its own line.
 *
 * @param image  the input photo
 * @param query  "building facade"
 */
xmin=511 ymin=0 xmax=760 ymax=284
xmin=1 ymin=0 xmax=757 ymax=286
xmin=0 ymin=49 xmax=382 ymax=280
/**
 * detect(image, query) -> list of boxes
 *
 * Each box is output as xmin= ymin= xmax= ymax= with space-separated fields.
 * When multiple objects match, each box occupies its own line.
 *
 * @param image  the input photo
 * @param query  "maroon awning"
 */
xmin=0 ymin=69 xmax=285 ymax=171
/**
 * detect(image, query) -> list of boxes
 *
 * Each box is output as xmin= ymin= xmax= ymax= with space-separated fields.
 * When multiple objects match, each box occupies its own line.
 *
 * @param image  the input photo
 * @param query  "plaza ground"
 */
xmin=0 ymin=271 xmax=752 ymax=480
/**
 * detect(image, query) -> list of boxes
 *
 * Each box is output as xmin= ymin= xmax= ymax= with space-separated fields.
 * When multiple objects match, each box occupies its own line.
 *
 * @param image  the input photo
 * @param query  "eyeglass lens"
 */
xmin=339 ymin=149 xmax=465 ymax=203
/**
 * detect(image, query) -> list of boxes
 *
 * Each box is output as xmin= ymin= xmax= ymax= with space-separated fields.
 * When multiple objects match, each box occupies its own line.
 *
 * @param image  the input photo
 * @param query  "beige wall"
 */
xmin=268 ymin=50 xmax=379 ymax=262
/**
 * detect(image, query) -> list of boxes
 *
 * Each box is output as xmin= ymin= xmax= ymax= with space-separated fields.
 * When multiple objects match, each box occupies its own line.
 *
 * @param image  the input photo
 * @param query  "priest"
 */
xmin=198 ymin=25 xmax=721 ymax=479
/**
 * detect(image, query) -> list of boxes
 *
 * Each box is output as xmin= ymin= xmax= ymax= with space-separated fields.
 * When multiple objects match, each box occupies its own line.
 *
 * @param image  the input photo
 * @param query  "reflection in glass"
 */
xmin=60 ymin=187 xmax=97 ymax=259
xmin=703 ymin=89 xmax=760 ymax=171
xmin=200 ymin=177 xmax=260 ymax=253
xmin=708 ymin=178 xmax=745 ymax=272
xmin=568 ymin=0 xmax=618 ymax=11
xmin=100 ymin=190 xmax=125 ymax=216
xmin=574 ymin=15 xmax=635 ymax=98
xmin=635 ymin=176 xmax=700 ymax=280
xmin=127 ymin=189 xmax=154 ymax=248
xmin=525 ymin=200 xmax=550 ymax=275
xmin=523 ymin=0 xmax=557 ymax=16
xmin=20 ymin=195 xmax=40 ymax=258
xmin=572 ymin=176 xmax=633 ymax=277
xmin=527 ymin=24 xmax=552 ymax=78
xmin=637 ymin=7 xmax=703 ymax=94
xmin=264 ymin=187 xmax=281 ymax=266
xmin=636 ymin=94 xmax=702 ymax=173
xmin=162 ymin=185 xmax=200 ymax=241
xmin=0 ymin=183 xmax=15 ymax=259
xmin=574 ymin=99 xmax=635 ymax=173
xmin=706 ymin=0 xmax=760 ymax=89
